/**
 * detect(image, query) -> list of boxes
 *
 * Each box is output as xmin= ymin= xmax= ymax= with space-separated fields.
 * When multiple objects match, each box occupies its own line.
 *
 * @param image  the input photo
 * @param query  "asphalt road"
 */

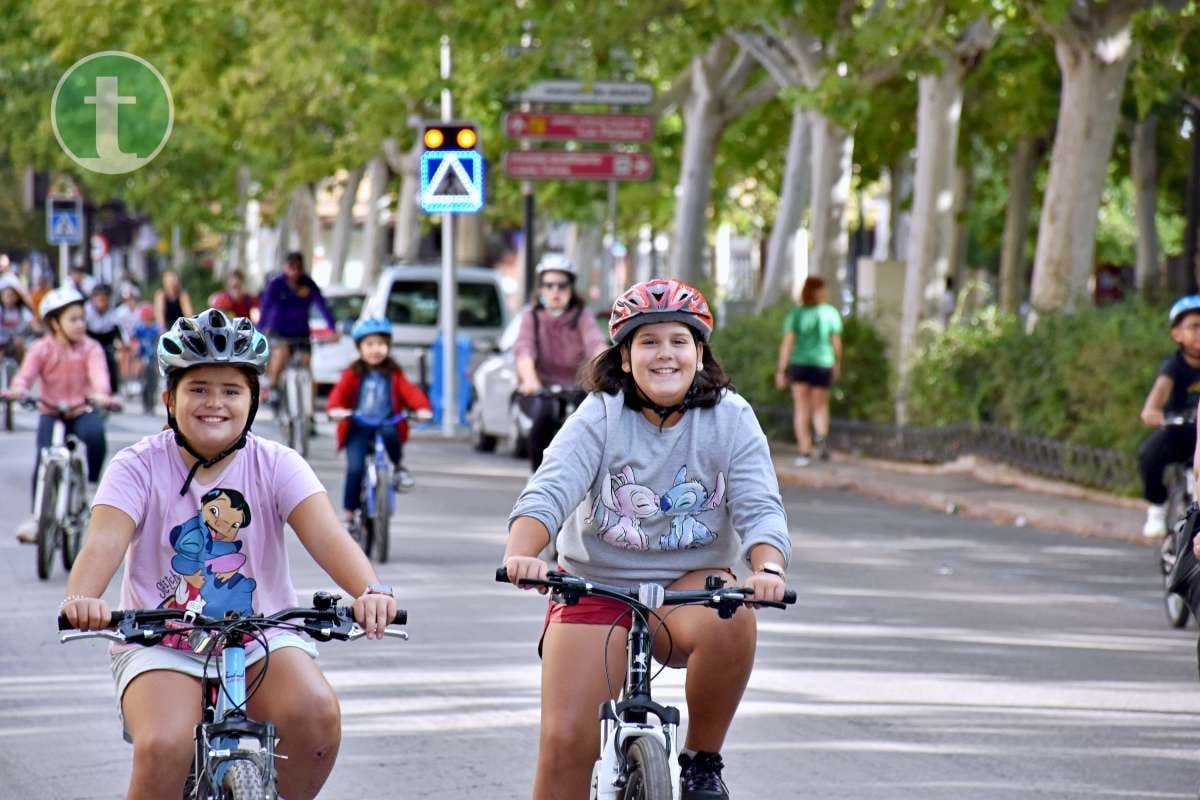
xmin=0 ymin=405 xmax=1197 ymax=798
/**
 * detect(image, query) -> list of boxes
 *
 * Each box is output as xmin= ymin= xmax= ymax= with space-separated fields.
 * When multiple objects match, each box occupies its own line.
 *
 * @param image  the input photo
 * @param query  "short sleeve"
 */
xmin=826 ymin=305 xmax=844 ymax=335
xmin=272 ymin=446 xmax=325 ymax=522
xmin=92 ymin=447 xmax=148 ymax=527
xmin=1160 ymin=354 xmax=1180 ymax=379
xmin=781 ymin=308 xmax=796 ymax=336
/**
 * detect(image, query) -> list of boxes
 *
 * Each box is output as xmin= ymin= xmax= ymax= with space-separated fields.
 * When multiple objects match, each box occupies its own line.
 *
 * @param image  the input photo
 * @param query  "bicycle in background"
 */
xmin=1161 ymin=414 xmax=1197 ymax=627
xmin=27 ymin=398 xmax=94 ymax=580
xmin=344 ymin=411 xmax=406 ymax=564
xmin=0 ymin=343 xmax=19 ymax=431
xmin=274 ymin=336 xmax=313 ymax=457
xmin=59 ymin=591 xmax=408 ymax=800
xmin=496 ymin=568 xmax=795 ymax=800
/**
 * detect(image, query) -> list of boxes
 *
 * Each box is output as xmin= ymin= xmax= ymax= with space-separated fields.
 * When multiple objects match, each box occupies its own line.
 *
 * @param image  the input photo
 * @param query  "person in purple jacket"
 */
xmin=257 ymin=251 xmax=339 ymax=399
xmin=513 ymin=253 xmax=607 ymax=471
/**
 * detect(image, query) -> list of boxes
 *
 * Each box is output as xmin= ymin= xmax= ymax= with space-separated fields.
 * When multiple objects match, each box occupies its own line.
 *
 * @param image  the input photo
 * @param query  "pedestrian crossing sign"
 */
xmin=420 ymin=150 xmax=484 ymax=214
xmin=47 ymin=202 xmax=82 ymax=245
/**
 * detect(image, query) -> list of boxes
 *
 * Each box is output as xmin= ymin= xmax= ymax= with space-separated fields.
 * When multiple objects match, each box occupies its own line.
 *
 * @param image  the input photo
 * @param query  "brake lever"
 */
xmin=347 ymin=624 xmax=409 ymax=642
xmin=60 ymin=630 xmax=127 ymax=644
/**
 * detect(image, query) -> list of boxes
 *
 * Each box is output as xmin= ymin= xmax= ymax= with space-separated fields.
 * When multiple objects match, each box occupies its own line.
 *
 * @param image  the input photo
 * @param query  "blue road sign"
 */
xmin=420 ymin=150 xmax=484 ymax=214
xmin=47 ymin=203 xmax=83 ymax=245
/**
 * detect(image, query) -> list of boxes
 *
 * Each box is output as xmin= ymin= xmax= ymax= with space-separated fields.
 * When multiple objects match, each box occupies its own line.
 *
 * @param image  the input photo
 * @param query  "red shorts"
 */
xmin=538 ymin=569 xmax=736 ymax=656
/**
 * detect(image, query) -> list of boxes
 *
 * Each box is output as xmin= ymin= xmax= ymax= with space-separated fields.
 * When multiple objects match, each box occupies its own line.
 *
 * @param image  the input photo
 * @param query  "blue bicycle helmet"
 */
xmin=1170 ymin=296 xmax=1200 ymax=327
xmin=352 ymin=317 xmax=392 ymax=342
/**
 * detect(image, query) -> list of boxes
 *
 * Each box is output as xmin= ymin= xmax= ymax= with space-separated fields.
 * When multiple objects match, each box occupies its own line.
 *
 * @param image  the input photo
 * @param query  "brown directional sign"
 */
xmin=503 ymin=150 xmax=654 ymax=181
xmin=504 ymin=112 xmax=654 ymax=143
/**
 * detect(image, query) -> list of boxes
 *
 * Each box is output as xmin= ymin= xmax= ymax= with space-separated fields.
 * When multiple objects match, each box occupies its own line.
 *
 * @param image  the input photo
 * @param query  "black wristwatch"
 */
xmin=364 ymin=583 xmax=394 ymax=598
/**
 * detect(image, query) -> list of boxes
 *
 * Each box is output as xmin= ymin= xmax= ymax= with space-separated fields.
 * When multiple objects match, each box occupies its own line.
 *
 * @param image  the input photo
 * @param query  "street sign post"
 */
xmin=419 ymin=150 xmax=485 ymax=214
xmin=508 ymin=80 xmax=654 ymax=106
xmin=503 ymin=150 xmax=653 ymax=181
xmin=46 ymin=174 xmax=83 ymax=284
xmin=503 ymin=112 xmax=654 ymax=143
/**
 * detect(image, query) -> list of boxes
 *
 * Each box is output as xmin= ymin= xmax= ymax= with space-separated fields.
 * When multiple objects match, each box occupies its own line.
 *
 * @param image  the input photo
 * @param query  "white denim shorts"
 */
xmin=110 ymin=633 xmax=319 ymax=727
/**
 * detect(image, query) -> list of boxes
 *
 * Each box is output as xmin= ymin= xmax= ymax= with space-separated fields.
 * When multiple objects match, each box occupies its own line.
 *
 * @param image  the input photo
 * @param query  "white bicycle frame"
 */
xmin=590 ymin=708 xmax=681 ymax=799
xmin=32 ymin=419 xmax=85 ymax=529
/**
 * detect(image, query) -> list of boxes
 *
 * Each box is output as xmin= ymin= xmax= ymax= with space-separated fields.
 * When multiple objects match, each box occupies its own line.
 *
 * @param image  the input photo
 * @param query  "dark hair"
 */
xmin=285 ymin=252 xmax=304 ymax=268
xmin=800 ymin=276 xmax=825 ymax=306
xmin=228 ymin=269 xmax=245 ymax=282
xmin=43 ymin=300 xmax=85 ymax=335
xmin=92 ymin=283 xmax=112 ymax=296
xmin=200 ymin=487 xmax=252 ymax=528
xmin=166 ymin=364 xmax=260 ymax=401
xmin=534 ymin=271 xmax=584 ymax=312
xmin=350 ymin=355 xmax=401 ymax=377
xmin=580 ymin=327 xmax=733 ymax=409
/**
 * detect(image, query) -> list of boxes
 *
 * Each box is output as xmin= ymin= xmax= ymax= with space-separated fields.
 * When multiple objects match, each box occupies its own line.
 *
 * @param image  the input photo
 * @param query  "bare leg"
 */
xmin=266 ymin=342 xmax=289 ymax=388
xmin=651 ymin=570 xmax=757 ymax=752
xmin=791 ymin=383 xmax=813 ymax=454
xmin=534 ymin=623 xmax=628 ymax=800
xmin=245 ymin=648 xmax=341 ymax=800
xmin=810 ymin=385 xmax=830 ymax=440
xmin=122 ymin=669 xmax=203 ymax=800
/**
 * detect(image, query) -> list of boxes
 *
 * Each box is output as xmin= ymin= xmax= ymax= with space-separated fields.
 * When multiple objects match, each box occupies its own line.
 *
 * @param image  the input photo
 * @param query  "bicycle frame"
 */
xmin=358 ymin=413 xmax=406 ymax=519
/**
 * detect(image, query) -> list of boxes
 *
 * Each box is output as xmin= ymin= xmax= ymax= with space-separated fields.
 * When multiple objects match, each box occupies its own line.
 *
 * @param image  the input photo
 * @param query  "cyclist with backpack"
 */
xmin=513 ymin=253 xmax=607 ymax=471
xmin=501 ymin=279 xmax=792 ymax=800
xmin=57 ymin=308 xmax=397 ymax=800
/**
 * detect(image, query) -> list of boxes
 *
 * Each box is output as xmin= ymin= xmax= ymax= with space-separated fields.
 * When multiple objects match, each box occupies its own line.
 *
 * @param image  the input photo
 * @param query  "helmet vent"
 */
xmin=211 ymin=333 xmax=228 ymax=352
xmin=182 ymin=333 xmax=206 ymax=355
xmin=162 ymin=338 xmax=183 ymax=355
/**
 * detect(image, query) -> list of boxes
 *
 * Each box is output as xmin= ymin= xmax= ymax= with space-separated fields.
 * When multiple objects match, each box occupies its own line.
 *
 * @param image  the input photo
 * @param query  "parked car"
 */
xmin=310 ymin=284 xmax=367 ymax=394
xmin=360 ymin=263 xmax=509 ymax=391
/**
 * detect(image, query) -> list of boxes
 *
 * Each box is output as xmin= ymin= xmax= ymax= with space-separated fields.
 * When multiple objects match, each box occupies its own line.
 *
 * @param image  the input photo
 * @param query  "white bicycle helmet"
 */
xmin=39 ymin=285 xmax=86 ymax=319
xmin=536 ymin=253 xmax=577 ymax=279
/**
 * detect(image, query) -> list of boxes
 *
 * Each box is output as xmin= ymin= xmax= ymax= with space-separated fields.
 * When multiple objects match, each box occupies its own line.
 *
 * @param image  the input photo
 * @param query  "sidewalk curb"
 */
xmin=773 ymin=452 xmax=1149 ymax=545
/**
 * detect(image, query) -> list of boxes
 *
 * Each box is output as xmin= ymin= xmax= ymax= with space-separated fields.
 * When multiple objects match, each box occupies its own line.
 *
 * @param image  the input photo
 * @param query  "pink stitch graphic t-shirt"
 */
xmin=93 ymin=430 xmax=325 ymax=653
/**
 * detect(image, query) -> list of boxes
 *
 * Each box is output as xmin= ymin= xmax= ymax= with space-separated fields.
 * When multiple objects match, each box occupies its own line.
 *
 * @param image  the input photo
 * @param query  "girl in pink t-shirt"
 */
xmin=4 ymin=285 xmax=117 ymax=543
xmin=58 ymin=308 xmax=398 ymax=800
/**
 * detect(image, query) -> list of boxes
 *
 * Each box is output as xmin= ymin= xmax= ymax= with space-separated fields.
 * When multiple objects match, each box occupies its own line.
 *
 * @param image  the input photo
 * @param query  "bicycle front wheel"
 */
xmin=373 ymin=465 xmax=391 ymax=563
xmin=220 ymin=758 xmax=276 ymax=800
xmin=35 ymin=461 xmax=61 ymax=581
xmin=621 ymin=737 xmax=672 ymax=800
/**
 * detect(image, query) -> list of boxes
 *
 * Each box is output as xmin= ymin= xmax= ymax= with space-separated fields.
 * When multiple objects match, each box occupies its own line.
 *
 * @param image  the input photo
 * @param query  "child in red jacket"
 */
xmin=326 ymin=318 xmax=432 ymax=529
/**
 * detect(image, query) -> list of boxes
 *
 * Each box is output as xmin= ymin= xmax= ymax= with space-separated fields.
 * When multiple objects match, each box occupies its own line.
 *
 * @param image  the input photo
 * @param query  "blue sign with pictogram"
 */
xmin=420 ymin=150 xmax=484 ymax=214
xmin=47 ymin=201 xmax=83 ymax=245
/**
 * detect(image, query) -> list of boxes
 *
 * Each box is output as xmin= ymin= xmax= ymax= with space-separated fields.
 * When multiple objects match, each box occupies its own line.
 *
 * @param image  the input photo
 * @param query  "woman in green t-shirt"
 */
xmin=774 ymin=276 xmax=843 ymax=466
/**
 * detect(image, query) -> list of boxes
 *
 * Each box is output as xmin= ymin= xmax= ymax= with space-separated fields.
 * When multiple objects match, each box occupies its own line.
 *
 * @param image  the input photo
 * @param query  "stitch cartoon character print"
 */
xmin=588 ymin=464 xmax=726 ymax=551
xmin=156 ymin=487 xmax=258 ymax=650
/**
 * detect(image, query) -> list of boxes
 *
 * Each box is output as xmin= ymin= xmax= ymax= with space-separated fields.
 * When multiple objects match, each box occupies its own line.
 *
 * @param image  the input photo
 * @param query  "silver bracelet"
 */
xmin=57 ymin=594 xmax=89 ymax=614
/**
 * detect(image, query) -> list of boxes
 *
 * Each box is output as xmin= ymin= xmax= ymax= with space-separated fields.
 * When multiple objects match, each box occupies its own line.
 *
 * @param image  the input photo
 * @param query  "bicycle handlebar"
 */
xmin=1164 ymin=414 xmax=1197 ymax=427
xmin=350 ymin=412 xmax=408 ymax=427
xmin=494 ymin=567 xmax=796 ymax=611
xmin=58 ymin=592 xmax=407 ymax=645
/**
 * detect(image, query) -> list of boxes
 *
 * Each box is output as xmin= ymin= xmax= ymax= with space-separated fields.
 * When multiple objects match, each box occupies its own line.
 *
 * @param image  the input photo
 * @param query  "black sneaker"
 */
xmin=679 ymin=751 xmax=729 ymax=800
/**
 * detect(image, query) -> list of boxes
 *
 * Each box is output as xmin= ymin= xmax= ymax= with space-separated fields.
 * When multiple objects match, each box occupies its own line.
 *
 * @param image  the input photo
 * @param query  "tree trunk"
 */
xmin=229 ymin=164 xmax=251 ymax=277
xmin=999 ymin=137 xmax=1039 ymax=314
xmin=670 ymin=102 xmax=720 ymax=287
xmin=890 ymin=155 xmax=913 ymax=262
xmin=361 ymin=155 xmax=389 ymax=288
xmin=1133 ymin=112 xmax=1161 ymax=294
xmin=1028 ymin=33 xmax=1134 ymax=322
xmin=330 ymin=165 xmax=365 ymax=285
xmin=807 ymin=112 xmax=853 ymax=303
xmin=455 ymin=212 xmax=484 ymax=265
xmin=386 ymin=135 xmax=422 ymax=263
xmin=288 ymin=183 xmax=316 ymax=272
xmin=758 ymin=106 xmax=810 ymax=311
xmin=899 ymin=64 xmax=964 ymax=393
xmin=950 ymin=166 xmax=972 ymax=290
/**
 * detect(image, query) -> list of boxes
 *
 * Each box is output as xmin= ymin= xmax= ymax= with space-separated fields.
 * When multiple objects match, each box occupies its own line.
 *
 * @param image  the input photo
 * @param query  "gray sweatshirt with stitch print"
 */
xmin=508 ymin=390 xmax=792 ymax=585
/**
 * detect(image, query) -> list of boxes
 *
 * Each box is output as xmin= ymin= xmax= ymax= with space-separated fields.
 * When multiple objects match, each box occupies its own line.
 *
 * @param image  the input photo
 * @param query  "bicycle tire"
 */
xmin=3 ymin=398 xmax=11 ymax=432
xmin=61 ymin=458 xmax=87 ymax=571
xmin=36 ymin=460 xmax=61 ymax=581
xmin=220 ymin=758 xmax=275 ymax=800
xmin=373 ymin=464 xmax=390 ymax=563
xmin=621 ymin=737 xmax=672 ymax=800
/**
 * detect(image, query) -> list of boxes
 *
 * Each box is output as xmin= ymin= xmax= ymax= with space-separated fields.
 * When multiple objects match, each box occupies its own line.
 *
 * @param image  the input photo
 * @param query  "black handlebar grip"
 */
xmin=391 ymin=609 xmax=407 ymax=625
xmin=58 ymin=611 xmax=124 ymax=630
xmin=782 ymin=590 xmax=797 ymax=604
xmin=495 ymin=566 xmax=510 ymax=583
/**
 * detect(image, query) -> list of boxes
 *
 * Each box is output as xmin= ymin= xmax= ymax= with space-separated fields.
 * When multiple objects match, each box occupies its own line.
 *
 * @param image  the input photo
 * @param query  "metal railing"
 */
xmin=759 ymin=406 xmax=1136 ymax=493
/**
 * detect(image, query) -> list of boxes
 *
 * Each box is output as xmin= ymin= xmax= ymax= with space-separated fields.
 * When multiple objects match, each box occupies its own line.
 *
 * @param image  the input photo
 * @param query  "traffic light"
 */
xmin=423 ymin=123 xmax=478 ymax=152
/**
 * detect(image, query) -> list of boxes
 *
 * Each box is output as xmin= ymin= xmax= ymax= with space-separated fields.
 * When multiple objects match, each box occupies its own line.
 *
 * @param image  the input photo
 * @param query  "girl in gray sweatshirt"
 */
xmin=502 ymin=278 xmax=792 ymax=800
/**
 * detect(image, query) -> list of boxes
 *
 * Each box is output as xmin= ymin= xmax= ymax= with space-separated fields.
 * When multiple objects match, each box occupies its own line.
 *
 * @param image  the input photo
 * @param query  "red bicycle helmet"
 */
xmin=608 ymin=279 xmax=714 ymax=345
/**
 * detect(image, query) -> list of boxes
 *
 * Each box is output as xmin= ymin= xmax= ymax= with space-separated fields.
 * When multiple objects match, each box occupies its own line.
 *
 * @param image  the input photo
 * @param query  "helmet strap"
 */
xmin=627 ymin=375 xmax=701 ymax=431
xmin=168 ymin=394 xmax=260 ymax=496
